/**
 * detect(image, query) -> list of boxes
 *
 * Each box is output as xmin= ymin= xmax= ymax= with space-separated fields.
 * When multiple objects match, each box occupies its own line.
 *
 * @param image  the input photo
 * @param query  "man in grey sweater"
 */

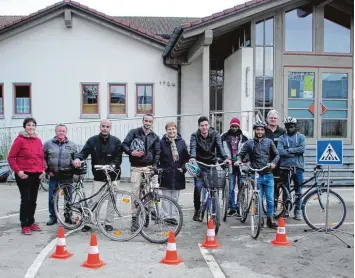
xmin=44 ymin=124 xmax=78 ymax=225
xmin=277 ymin=117 xmax=306 ymax=220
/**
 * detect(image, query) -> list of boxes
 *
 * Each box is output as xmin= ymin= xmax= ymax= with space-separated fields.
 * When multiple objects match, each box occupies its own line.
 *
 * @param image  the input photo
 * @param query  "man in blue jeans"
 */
xmin=277 ymin=117 xmax=306 ymax=220
xmin=43 ymin=124 xmax=78 ymax=226
xmin=235 ymin=121 xmax=279 ymax=229
xmin=221 ymin=117 xmax=248 ymax=217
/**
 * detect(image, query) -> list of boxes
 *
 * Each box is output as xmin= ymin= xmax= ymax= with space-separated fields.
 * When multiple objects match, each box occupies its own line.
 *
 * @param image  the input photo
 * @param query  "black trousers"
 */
xmin=15 ymin=172 xmax=41 ymax=227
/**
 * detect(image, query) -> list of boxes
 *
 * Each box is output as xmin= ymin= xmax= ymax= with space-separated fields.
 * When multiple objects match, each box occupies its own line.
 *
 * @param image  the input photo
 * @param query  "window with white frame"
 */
xmin=81 ymin=83 xmax=99 ymax=115
xmin=14 ymin=84 xmax=31 ymax=115
xmin=136 ymin=84 xmax=153 ymax=114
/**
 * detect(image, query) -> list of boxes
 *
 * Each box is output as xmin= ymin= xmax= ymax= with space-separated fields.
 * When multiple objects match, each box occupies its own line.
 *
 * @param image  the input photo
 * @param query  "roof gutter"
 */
xmin=162 ymin=25 xmax=183 ymax=62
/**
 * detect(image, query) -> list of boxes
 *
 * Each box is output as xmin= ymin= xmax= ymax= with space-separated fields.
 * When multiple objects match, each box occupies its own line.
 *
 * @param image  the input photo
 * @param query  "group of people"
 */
xmin=7 ymin=110 xmax=305 ymax=235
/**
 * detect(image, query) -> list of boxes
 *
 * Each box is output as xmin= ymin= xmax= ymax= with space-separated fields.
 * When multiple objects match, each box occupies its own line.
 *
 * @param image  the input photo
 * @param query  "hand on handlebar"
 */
xmin=224 ymin=159 xmax=232 ymax=165
xmin=267 ymin=163 xmax=276 ymax=169
xmin=234 ymin=161 xmax=243 ymax=166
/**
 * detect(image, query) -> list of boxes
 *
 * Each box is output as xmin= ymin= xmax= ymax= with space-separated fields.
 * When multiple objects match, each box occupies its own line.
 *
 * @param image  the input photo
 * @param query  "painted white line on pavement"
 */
xmin=0 ymin=208 xmax=47 ymax=220
xmin=230 ymin=222 xmax=354 ymax=229
xmin=24 ymin=228 xmax=79 ymax=278
xmin=198 ymin=243 xmax=226 ymax=278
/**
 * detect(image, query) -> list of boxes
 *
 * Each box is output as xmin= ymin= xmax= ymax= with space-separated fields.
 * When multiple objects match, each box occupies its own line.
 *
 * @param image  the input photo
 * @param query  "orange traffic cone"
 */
xmin=271 ymin=217 xmax=291 ymax=246
xmin=160 ymin=232 xmax=183 ymax=265
xmin=81 ymin=233 xmax=105 ymax=269
xmin=201 ymin=219 xmax=220 ymax=249
xmin=50 ymin=226 xmax=73 ymax=259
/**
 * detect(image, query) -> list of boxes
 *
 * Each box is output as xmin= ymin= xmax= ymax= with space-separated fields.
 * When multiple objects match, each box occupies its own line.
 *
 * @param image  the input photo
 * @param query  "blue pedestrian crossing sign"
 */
xmin=316 ymin=140 xmax=343 ymax=165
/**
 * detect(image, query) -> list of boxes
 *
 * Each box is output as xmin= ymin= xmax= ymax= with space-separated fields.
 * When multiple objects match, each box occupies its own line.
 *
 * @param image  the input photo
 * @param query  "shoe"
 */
xmin=46 ymin=218 xmax=57 ymax=226
xmin=131 ymin=217 xmax=138 ymax=233
xmin=81 ymin=225 xmax=91 ymax=232
xmin=235 ymin=210 xmax=241 ymax=219
xmin=65 ymin=217 xmax=75 ymax=225
xmin=261 ymin=217 xmax=264 ymax=228
xmin=29 ymin=223 xmax=42 ymax=231
xmin=266 ymin=217 xmax=277 ymax=229
xmin=193 ymin=210 xmax=200 ymax=221
xmin=105 ymin=225 xmax=113 ymax=231
xmin=283 ymin=211 xmax=290 ymax=218
xmin=293 ymin=210 xmax=303 ymax=221
xmin=164 ymin=218 xmax=178 ymax=226
xmin=21 ymin=226 xmax=32 ymax=235
xmin=227 ymin=209 xmax=237 ymax=217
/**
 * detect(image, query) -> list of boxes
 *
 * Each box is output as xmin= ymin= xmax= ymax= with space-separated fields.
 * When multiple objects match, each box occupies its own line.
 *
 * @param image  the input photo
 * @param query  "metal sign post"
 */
xmin=294 ymin=140 xmax=352 ymax=248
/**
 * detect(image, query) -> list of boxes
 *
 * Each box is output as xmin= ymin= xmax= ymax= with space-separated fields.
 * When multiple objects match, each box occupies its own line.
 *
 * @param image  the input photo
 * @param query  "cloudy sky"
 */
xmin=1 ymin=0 xmax=248 ymax=17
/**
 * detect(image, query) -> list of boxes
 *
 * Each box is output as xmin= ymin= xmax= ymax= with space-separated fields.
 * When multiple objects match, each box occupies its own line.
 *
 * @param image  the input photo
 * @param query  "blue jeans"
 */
xmin=193 ymin=165 xmax=215 ymax=211
xmin=284 ymin=169 xmax=304 ymax=211
xmin=255 ymin=173 xmax=274 ymax=217
xmin=228 ymin=171 xmax=241 ymax=210
xmin=48 ymin=177 xmax=58 ymax=219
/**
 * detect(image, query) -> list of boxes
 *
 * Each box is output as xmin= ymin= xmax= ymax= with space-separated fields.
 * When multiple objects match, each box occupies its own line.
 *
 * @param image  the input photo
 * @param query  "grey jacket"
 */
xmin=238 ymin=137 xmax=280 ymax=174
xmin=277 ymin=132 xmax=306 ymax=171
xmin=44 ymin=137 xmax=78 ymax=174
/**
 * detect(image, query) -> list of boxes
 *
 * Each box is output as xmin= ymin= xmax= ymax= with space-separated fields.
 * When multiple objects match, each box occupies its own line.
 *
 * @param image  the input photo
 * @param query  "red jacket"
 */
xmin=8 ymin=132 xmax=45 ymax=174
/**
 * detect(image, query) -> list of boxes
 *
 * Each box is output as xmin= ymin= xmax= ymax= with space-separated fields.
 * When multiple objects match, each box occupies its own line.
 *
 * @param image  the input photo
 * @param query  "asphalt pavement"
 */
xmin=0 ymin=182 xmax=353 ymax=278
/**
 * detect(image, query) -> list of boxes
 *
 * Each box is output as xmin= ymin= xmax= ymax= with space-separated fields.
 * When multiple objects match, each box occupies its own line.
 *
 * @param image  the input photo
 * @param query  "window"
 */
xmin=210 ymin=61 xmax=223 ymax=112
xmin=109 ymin=84 xmax=126 ymax=115
xmin=81 ymin=84 xmax=99 ymax=115
xmin=324 ymin=5 xmax=351 ymax=53
xmin=14 ymin=84 xmax=31 ymax=115
xmin=136 ymin=84 xmax=153 ymax=114
xmin=285 ymin=4 xmax=313 ymax=52
xmin=255 ymin=18 xmax=274 ymax=119
xmin=0 ymin=85 xmax=3 ymax=115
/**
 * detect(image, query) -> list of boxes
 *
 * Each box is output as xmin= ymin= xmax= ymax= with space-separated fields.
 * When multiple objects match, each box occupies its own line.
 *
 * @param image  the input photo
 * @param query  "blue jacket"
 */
xmin=277 ymin=132 xmax=306 ymax=171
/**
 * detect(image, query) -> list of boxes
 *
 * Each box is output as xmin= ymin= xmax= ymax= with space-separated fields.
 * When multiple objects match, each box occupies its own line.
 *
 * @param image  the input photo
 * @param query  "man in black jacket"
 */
xmin=122 ymin=114 xmax=160 ymax=198
xmin=189 ymin=116 xmax=231 ymax=221
xmin=73 ymin=119 xmax=122 ymax=232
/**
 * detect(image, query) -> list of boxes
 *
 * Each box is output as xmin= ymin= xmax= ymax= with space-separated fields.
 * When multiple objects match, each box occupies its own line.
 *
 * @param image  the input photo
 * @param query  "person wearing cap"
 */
xmin=221 ymin=118 xmax=248 ymax=217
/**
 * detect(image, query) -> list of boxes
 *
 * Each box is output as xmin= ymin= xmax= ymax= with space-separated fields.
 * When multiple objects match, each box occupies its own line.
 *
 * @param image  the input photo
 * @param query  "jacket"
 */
xmin=238 ymin=137 xmax=280 ymax=175
xmin=265 ymin=126 xmax=285 ymax=148
xmin=122 ymin=127 xmax=160 ymax=167
xmin=221 ymin=130 xmax=248 ymax=161
xmin=75 ymin=134 xmax=122 ymax=181
xmin=277 ymin=132 xmax=306 ymax=171
xmin=190 ymin=128 xmax=227 ymax=165
xmin=8 ymin=132 xmax=45 ymax=174
xmin=159 ymin=134 xmax=190 ymax=190
xmin=44 ymin=137 xmax=78 ymax=174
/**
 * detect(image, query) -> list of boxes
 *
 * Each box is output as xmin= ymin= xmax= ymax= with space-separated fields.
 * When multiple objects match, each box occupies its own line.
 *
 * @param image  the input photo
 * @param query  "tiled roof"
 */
xmin=0 ymin=1 xmax=197 ymax=44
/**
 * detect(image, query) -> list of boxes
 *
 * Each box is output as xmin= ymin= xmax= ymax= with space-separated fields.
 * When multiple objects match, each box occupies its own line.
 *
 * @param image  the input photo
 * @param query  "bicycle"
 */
xmin=136 ymin=166 xmax=183 ymax=244
xmin=53 ymin=164 xmax=146 ymax=241
xmin=262 ymin=165 xmax=347 ymax=230
xmin=238 ymin=164 xmax=269 ymax=239
xmin=196 ymin=161 xmax=229 ymax=236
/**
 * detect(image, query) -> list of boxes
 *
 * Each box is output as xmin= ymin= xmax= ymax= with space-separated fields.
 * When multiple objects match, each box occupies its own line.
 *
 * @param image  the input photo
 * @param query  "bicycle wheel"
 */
xmin=54 ymin=183 xmax=83 ymax=230
xmin=96 ymin=190 xmax=145 ymax=241
xmin=239 ymin=180 xmax=249 ymax=223
xmin=140 ymin=195 xmax=183 ymax=244
xmin=251 ymin=191 xmax=261 ymax=239
xmin=221 ymin=179 xmax=230 ymax=222
xmin=262 ymin=183 xmax=290 ymax=218
xmin=302 ymin=188 xmax=346 ymax=230
xmin=211 ymin=193 xmax=221 ymax=235
xmin=200 ymin=188 xmax=207 ymax=223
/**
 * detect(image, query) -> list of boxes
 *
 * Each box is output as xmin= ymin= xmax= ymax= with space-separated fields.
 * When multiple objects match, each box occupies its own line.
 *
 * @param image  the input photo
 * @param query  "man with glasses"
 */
xmin=221 ymin=118 xmax=248 ymax=218
xmin=72 ymin=119 xmax=122 ymax=232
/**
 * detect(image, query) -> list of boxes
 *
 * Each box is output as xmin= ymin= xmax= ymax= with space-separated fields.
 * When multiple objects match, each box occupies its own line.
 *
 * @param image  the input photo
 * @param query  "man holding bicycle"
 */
xmin=189 ymin=116 xmax=231 ymax=221
xmin=72 ymin=119 xmax=122 ymax=232
xmin=277 ymin=117 xmax=306 ymax=220
xmin=235 ymin=121 xmax=279 ymax=229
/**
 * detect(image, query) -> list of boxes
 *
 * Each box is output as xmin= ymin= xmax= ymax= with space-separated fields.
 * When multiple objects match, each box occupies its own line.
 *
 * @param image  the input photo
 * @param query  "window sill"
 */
xmin=12 ymin=114 xmax=32 ymax=119
xmin=80 ymin=114 xmax=100 ymax=119
xmin=108 ymin=114 xmax=127 ymax=119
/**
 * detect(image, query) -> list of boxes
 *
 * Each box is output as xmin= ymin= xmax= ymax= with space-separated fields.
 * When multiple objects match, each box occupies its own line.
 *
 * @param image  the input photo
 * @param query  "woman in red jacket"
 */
xmin=8 ymin=117 xmax=46 ymax=235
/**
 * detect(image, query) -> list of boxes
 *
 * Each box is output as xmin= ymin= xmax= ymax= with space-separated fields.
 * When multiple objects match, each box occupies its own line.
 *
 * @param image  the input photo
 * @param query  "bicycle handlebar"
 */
xmin=195 ymin=161 xmax=226 ymax=168
xmin=240 ymin=164 xmax=270 ymax=172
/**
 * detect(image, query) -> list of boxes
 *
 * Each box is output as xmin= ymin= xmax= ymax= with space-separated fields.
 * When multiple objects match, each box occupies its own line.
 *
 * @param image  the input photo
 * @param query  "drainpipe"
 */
xmin=177 ymin=65 xmax=182 ymax=133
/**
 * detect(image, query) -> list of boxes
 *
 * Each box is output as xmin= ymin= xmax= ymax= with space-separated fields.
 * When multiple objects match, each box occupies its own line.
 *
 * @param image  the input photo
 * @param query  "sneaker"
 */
xmin=193 ymin=210 xmax=200 ymax=222
xmin=105 ymin=225 xmax=113 ymax=231
xmin=293 ymin=210 xmax=303 ymax=221
xmin=21 ymin=226 xmax=32 ymax=235
xmin=227 ymin=209 xmax=237 ymax=217
xmin=46 ymin=218 xmax=57 ymax=226
xmin=164 ymin=218 xmax=178 ymax=226
xmin=235 ymin=211 xmax=241 ymax=219
xmin=266 ymin=217 xmax=277 ymax=229
xmin=81 ymin=225 xmax=91 ymax=232
xmin=29 ymin=223 xmax=41 ymax=231
xmin=283 ymin=211 xmax=290 ymax=219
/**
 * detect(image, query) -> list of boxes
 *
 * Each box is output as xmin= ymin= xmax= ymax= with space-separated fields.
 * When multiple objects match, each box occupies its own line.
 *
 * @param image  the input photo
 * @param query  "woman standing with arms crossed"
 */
xmin=8 ymin=118 xmax=46 ymax=235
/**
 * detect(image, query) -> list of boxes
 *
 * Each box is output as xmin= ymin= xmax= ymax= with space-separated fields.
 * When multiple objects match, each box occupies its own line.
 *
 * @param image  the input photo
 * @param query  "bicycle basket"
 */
xmin=202 ymin=167 xmax=226 ymax=189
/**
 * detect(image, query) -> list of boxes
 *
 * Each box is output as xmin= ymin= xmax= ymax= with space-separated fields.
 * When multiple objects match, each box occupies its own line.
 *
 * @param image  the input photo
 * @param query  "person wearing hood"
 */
xmin=43 ymin=124 xmax=78 ymax=226
xmin=277 ymin=117 xmax=306 ymax=220
xmin=221 ymin=118 xmax=248 ymax=218
xmin=8 ymin=117 xmax=46 ymax=235
xmin=189 ymin=116 xmax=231 ymax=221
xmin=72 ymin=119 xmax=122 ymax=233
xmin=159 ymin=122 xmax=189 ymax=225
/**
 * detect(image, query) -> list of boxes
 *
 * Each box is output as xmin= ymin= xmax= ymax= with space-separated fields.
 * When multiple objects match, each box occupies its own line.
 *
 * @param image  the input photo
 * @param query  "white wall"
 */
xmin=224 ymin=47 xmax=254 ymax=135
xmin=0 ymin=13 xmax=177 ymax=128
xmin=180 ymin=56 xmax=203 ymax=142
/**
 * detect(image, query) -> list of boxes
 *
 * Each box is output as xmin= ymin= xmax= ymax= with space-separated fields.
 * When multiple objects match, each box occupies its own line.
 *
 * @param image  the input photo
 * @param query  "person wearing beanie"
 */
xmin=221 ymin=117 xmax=248 ymax=217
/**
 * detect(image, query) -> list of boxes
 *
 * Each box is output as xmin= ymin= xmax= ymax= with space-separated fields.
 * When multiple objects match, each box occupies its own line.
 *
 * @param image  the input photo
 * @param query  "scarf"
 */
xmin=168 ymin=135 xmax=179 ymax=162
